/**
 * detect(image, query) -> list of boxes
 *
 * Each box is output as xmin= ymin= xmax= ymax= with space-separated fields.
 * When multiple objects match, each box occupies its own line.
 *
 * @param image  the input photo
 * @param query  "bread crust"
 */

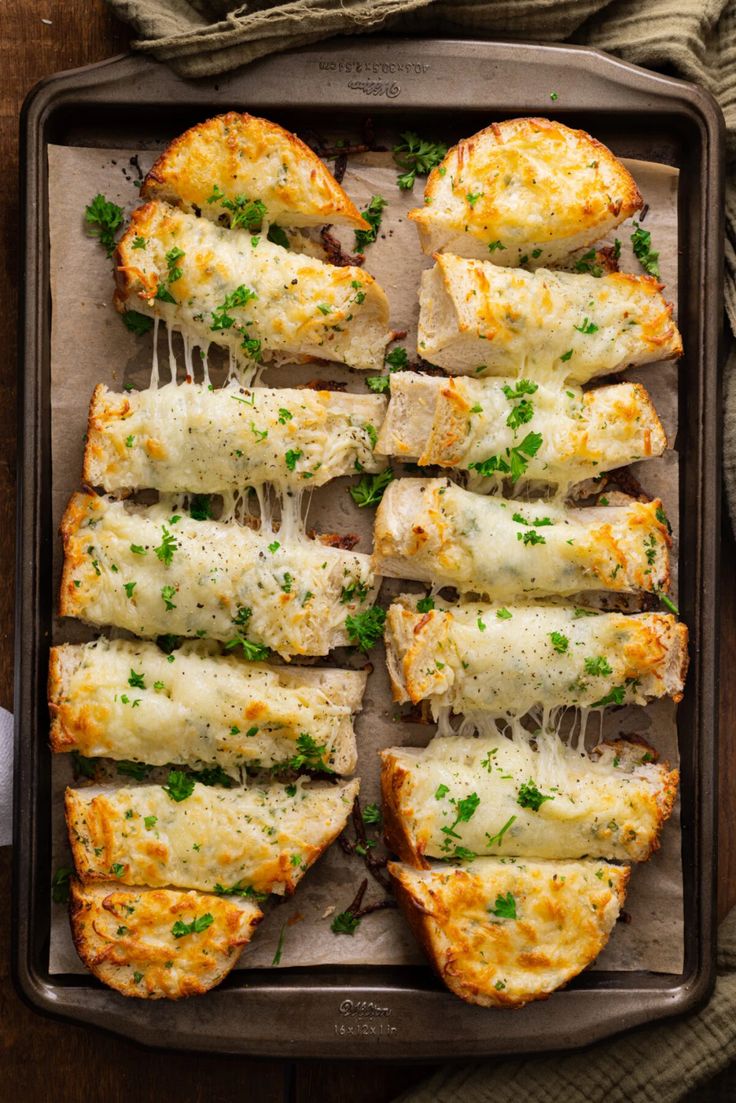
xmin=142 ymin=112 xmax=369 ymax=230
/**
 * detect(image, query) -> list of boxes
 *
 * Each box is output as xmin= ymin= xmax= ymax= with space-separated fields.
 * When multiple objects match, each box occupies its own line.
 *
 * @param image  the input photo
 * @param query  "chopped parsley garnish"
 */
xmin=345 ymin=606 xmax=386 ymax=652
xmin=123 ymin=581 xmax=137 ymax=598
xmin=560 ymin=349 xmax=574 ymax=362
xmin=496 ymin=608 xmax=512 ymax=620
xmin=163 ymin=770 xmax=195 ymax=802
xmin=488 ymin=240 xmax=505 ymax=252
xmin=84 ymin=193 xmax=124 ymax=257
xmin=110 ymin=863 xmax=125 ymax=878
xmin=393 ymin=131 xmax=447 ymax=189
xmin=574 ymin=317 xmax=599 ymax=334
xmin=517 ymin=530 xmax=546 ymax=546
xmin=584 ymin=656 xmax=613 ymax=677
xmin=317 ymin=303 xmax=332 ymax=316
xmin=435 ymin=784 xmax=449 ymax=800
xmin=517 ymin=780 xmax=554 ymax=812
xmin=469 ymin=430 xmax=543 ymax=483
xmin=385 ymin=346 xmax=409 ymax=371
xmin=272 ymin=924 xmax=287 ymax=964
xmin=366 ymin=375 xmax=390 ymax=394
xmin=506 ymin=398 xmax=534 ymax=430
xmin=354 ymin=195 xmax=387 ymax=252
xmin=128 ymin=669 xmax=145 ymax=689
xmin=485 ymin=815 xmax=517 ymax=847
xmin=154 ymin=525 xmax=177 ymax=566
xmin=574 ymin=248 xmax=604 ymax=277
xmin=144 ymin=815 xmax=157 ymax=830
xmin=189 ymin=494 xmax=212 ymax=521
xmin=349 ymin=468 xmax=393 ymax=508
xmin=441 ymin=792 xmax=480 ymax=851
xmin=331 ymin=911 xmax=361 ymax=935
xmin=288 ymin=732 xmax=331 ymax=772
xmin=489 ymin=892 xmax=517 ymax=919
xmin=207 ymin=184 xmax=267 ymax=231
xmin=225 ymin=636 xmax=270 ymax=662
xmin=511 ymin=512 xmax=553 ymax=527
xmin=502 ymin=380 xmax=538 ymax=399
xmin=190 ymin=765 xmax=233 ymax=788
xmin=213 ymin=881 xmax=267 ymax=902
xmin=172 ymin=913 xmax=214 ymax=939
xmin=549 ymin=631 xmax=569 ymax=653
xmin=362 ymin=803 xmax=382 ymax=825
xmin=285 ymin=449 xmax=303 ymax=471
xmin=211 ymin=285 xmax=257 ymax=330
xmin=122 ymin=310 xmax=154 ymax=336
xmin=631 ymin=221 xmax=660 ymax=278
xmin=161 ymin=584 xmax=177 ymax=610
xmin=657 ymin=590 xmax=679 ymax=615
xmin=267 ymin=224 xmax=290 ymax=248
xmin=268 ymin=540 xmax=280 ymax=554
xmin=591 ymin=684 xmax=627 ymax=709
xmin=117 ymin=760 xmax=151 ymax=780
xmin=52 ymin=867 xmax=73 ymax=904
xmin=277 ymin=408 xmax=293 ymax=424
xmin=417 ymin=596 xmax=435 ymax=614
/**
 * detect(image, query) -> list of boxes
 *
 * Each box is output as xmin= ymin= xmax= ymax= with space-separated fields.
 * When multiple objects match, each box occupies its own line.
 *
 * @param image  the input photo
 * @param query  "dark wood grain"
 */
xmin=0 ymin=2 xmax=732 ymax=1098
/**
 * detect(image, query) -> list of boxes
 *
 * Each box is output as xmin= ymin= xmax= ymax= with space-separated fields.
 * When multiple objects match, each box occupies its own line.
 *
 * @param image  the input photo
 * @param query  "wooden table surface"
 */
xmin=1 ymin=3 xmax=734 ymax=1100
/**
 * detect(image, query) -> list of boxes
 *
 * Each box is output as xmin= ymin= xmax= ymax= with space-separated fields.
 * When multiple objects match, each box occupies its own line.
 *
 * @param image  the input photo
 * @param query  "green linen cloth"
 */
xmin=104 ymin=1 xmax=736 ymax=1096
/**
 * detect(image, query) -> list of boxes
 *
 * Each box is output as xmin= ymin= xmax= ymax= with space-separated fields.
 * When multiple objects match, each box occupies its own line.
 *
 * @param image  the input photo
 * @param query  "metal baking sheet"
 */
xmin=14 ymin=37 xmax=724 ymax=1057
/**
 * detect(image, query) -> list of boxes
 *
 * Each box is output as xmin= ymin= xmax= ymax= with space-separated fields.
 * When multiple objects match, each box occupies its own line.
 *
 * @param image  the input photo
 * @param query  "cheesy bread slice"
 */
xmin=418 ymin=257 xmax=682 ymax=381
xmin=373 ymin=479 xmax=671 ymax=600
xmin=142 ymin=112 xmax=369 ymax=230
xmin=408 ymin=117 xmax=642 ymax=262
xmin=70 ymin=879 xmax=262 ymax=1000
xmin=66 ymin=777 xmax=359 ymax=895
xmin=381 ymin=735 xmax=677 ymax=864
xmin=84 ymin=381 xmax=387 ymax=495
xmin=376 ymin=373 xmax=666 ymax=486
xmin=384 ymin=599 xmax=687 ymax=713
xmin=389 ymin=859 xmax=629 ymax=1008
xmin=49 ymin=639 xmax=366 ymax=775
xmin=59 ymin=494 xmax=376 ymax=658
xmin=115 ymin=201 xmax=390 ymax=372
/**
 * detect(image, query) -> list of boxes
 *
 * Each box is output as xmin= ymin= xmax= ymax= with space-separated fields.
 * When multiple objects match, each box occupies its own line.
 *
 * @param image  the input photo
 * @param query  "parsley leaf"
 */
xmin=84 ymin=193 xmax=124 ymax=257
xmin=549 ymin=631 xmax=569 ymax=653
xmin=591 ymin=685 xmax=627 ymax=708
xmin=128 ymin=669 xmax=145 ymax=689
xmin=267 ymin=224 xmax=290 ymax=249
xmin=163 ymin=769 xmax=195 ymax=802
xmin=349 ymin=468 xmax=393 ymax=508
xmin=122 ymin=310 xmax=154 ymax=336
xmin=489 ymin=892 xmax=517 ymax=919
xmin=631 ymin=221 xmax=660 ymax=278
xmin=362 ymin=803 xmax=382 ymax=825
xmin=517 ymin=780 xmax=554 ymax=812
xmin=285 ymin=449 xmax=303 ymax=471
xmin=331 ymin=911 xmax=361 ymax=935
xmin=172 ymin=913 xmax=214 ymax=939
xmin=51 ymin=866 xmax=73 ymax=904
xmin=584 ymin=656 xmax=613 ymax=677
xmin=392 ymin=131 xmax=447 ymax=190
xmin=288 ymin=732 xmax=332 ymax=773
xmin=366 ymin=375 xmax=390 ymax=394
xmin=385 ymin=347 xmax=409 ymax=371
xmin=154 ymin=525 xmax=177 ymax=566
xmin=189 ymin=494 xmax=212 ymax=521
xmin=417 ymin=596 xmax=435 ymax=614
xmin=354 ymin=195 xmax=387 ymax=252
xmin=345 ymin=606 xmax=386 ymax=652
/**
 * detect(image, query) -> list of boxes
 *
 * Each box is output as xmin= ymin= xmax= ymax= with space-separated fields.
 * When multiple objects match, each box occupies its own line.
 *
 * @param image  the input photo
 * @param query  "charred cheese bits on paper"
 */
xmin=59 ymin=493 xmax=377 ymax=658
xmin=384 ymin=599 xmax=688 ymax=714
xmin=417 ymin=258 xmax=682 ymax=380
xmin=66 ymin=778 xmax=360 ymax=896
xmin=70 ymin=879 xmax=263 ymax=1000
xmin=49 ymin=639 xmax=366 ymax=775
xmin=84 ymin=381 xmax=387 ymax=495
xmin=141 ymin=111 xmax=370 ymax=231
xmin=389 ymin=859 xmax=629 ymax=1008
xmin=408 ymin=117 xmax=643 ymax=263
xmin=373 ymin=479 xmax=671 ymax=600
xmin=381 ymin=736 xmax=677 ymax=865
xmin=376 ymin=373 xmax=666 ymax=489
xmin=115 ymin=200 xmax=390 ymax=373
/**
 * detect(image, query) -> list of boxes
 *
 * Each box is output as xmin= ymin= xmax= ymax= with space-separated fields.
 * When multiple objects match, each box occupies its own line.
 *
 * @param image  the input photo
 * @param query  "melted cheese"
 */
xmin=389 ymin=859 xmax=628 ymax=1008
xmin=66 ymin=778 xmax=359 ymax=895
xmin=84 ymin=381 xmax=387 ymax=494
xmin=142 ymin=112 xmax=369 ymax=230
xmin=408 ymin=117 xmax=642 ymax=263
xmin=418 ymin=258 xmax=682 ymax=381
xmin=70 ymin=879 xmax=262 ymax=999
xmin=115 ymin=201 xmax=390 ymax=373
xmin=59 ymin=494 xmax=376 ymax=658
xmin=376 ymin=373 xmax=666 ymax=489
xmin=50 ymin=639 xmax=366 ymax=774
xmin=373 ymin=479 xmax=671 ymax=600
xmin=384 ymin=598 xmax=688 ymax=712
xmin=381 ymin=735 xmax=677 ymax=863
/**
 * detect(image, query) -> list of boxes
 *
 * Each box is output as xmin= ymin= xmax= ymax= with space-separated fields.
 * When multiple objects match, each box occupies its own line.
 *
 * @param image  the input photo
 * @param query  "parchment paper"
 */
xmin=47 ymin=144 xmax=682 ymax=974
